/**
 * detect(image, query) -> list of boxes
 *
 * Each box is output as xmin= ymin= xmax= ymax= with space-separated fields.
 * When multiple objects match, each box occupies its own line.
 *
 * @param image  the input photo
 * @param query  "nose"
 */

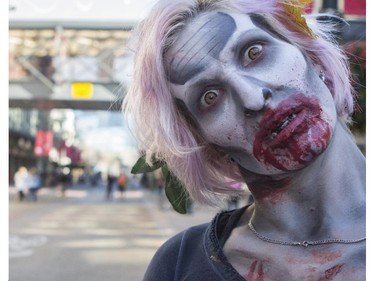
xmin=229 ymin=75 xmax=273 ymax=115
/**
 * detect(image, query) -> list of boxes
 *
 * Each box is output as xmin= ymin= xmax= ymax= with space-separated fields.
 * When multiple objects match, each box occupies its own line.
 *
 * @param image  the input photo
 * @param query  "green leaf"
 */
xmin=131 ymin=155 xmax=164 ymax=174
xmin=161 ymin=165 xmax=169 ymax=178
xmin=164 ymin=167 xmax=190 ymax=214
xmin=132 ymin=157 xmax=192 ymax=214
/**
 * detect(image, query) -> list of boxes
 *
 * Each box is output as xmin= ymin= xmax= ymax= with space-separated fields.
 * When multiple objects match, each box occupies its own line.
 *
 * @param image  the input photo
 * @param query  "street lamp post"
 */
xmin=36 ymin=110 xmax=51 ymax=185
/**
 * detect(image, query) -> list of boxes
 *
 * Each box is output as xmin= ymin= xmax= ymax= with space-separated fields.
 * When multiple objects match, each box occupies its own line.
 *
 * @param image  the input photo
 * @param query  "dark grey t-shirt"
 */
xmin=142 ymin=205 xmax=249 ymax=281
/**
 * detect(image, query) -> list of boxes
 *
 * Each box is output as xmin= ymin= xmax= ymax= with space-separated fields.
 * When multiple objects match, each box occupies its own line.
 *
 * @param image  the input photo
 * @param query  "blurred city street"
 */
xmin=9 ymin=183 xmax=222 ymax=281
xmin=7 ymin=0 xmax=366 ymax=280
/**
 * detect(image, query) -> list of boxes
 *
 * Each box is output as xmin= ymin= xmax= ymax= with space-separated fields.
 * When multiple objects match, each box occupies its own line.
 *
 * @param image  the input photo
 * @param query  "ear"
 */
xmin=311 ymin=61 xmax=326 ymax=82
xmin=315 ymin=63 xmax=325 ymax=73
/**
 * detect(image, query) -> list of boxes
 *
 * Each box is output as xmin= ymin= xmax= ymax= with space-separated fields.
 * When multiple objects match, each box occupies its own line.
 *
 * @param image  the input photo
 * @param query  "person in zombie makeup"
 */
xmin=124 ymin=0 xmax=365 ymax=280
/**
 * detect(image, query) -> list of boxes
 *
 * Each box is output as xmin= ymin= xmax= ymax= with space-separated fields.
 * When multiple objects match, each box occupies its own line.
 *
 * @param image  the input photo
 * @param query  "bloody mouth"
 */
xmin=269 ymin=109 xmax=306 ymax=145
xmin=270 ymin=113 xmax=298 ymax=140
xmin=253 ymin=94 xmax=332 ymax=171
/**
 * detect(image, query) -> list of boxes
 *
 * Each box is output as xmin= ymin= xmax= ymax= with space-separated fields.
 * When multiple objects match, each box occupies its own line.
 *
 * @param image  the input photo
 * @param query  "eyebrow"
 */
xmin=172 ymin=29 xmax=219 ymax=81
xmin=249 ymin=14 xmax=290 ymax=43
xmin=171 ymin=19 xmax=222 ymax=72
xmin=229 ymin=28 xmax=273 ymax=54
xmin=168 ymin=12 xmax=235 ymax=85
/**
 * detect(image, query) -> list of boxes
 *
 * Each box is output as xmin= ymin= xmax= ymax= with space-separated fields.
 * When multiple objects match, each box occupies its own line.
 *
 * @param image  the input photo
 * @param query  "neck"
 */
xmin=241 ymin=122 xmax=365 ymax=241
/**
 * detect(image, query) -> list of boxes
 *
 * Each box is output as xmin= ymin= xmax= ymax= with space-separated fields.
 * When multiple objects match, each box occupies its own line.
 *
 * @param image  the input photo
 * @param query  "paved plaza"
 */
xmin=9 ymin=184 xmax=224 ymax=281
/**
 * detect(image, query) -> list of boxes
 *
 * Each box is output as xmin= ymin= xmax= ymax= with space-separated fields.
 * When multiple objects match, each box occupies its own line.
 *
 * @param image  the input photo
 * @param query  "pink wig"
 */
xmin=124 ymin=0 xmax=353 ymax=205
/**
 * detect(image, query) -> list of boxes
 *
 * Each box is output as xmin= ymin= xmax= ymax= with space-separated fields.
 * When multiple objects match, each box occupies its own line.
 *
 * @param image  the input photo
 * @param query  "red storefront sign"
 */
xmin=34 ymin=130 xmax=44 ymax=156
xmin=34 ymin=130 xmax=53 ymax=156
xmin=345 ymin=0 xmax=366 ymax=16
xmin=44 ymin=131 xmax=53 ymax=156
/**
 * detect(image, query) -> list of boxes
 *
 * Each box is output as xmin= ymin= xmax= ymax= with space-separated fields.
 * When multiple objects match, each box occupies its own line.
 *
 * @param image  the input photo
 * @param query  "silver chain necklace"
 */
xmin=248 ymin=220 xmax=366 ymax=248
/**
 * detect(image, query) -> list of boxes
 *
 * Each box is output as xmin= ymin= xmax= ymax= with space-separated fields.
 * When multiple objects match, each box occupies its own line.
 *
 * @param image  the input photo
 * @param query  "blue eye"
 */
xmin=243 ymin=44 xmax=263 ymax=65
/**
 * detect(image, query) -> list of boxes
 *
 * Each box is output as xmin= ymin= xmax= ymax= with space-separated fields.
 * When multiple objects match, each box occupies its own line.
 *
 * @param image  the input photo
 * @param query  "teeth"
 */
xmin=279 ymin=113 xmax=296 ymax=130
xmin=270 ymin=113 xmax=297 ymax=139
xmin=270 ymin=132 xmax=278 ymax=139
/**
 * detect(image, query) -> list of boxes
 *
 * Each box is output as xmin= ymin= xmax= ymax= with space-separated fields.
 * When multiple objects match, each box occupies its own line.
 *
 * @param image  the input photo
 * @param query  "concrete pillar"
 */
xmin=322 ymin=0 xmax=338 ymax=10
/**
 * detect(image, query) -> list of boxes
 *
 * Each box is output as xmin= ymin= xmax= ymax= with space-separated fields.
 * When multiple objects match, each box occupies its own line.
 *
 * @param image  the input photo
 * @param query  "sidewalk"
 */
xmin=10 ymin=183 xmax=224 ymax=237
xmin=9 ymin=182 xmax=233 ymax=281
xmin=9 ymin=182 xmax=253 ymax=281
xmin=9 ymin=183 xmax=247 ymax=235
xmin=142 ymin=189 xmax=222 ymax=237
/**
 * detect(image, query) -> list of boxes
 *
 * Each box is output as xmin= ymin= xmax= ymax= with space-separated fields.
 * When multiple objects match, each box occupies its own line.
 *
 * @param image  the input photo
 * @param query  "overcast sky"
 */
xmin=9 ymin=0 xmax=157 ymax=23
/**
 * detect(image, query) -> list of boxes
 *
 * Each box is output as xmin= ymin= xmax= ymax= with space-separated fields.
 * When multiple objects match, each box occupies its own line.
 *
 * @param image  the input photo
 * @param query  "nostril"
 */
xmin=262 ymin=88 xmax=272 ymax=100
xmin=244 ymin=108 xmax=256 ymax=117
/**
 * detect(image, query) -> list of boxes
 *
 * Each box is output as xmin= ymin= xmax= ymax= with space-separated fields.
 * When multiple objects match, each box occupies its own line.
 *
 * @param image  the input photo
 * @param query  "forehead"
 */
xmin=166 ymin=10 xmax=259 ymax=85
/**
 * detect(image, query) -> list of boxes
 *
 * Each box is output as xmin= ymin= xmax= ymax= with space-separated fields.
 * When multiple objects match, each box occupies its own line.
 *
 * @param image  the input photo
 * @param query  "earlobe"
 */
xmin=319 ymin=70 xmax=326 ymax=82
xmin=314 ymin=64 xmax=326 ymax=83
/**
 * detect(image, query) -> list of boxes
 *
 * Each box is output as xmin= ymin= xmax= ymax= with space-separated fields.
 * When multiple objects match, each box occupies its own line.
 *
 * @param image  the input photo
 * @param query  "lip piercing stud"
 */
xmin=270 ymin=132 xmax=278 ymax=140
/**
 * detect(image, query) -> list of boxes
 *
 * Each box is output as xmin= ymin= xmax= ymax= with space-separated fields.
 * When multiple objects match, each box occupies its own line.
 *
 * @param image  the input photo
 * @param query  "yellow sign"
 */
xmin=71 ymin=82 xmax=94 ymax=99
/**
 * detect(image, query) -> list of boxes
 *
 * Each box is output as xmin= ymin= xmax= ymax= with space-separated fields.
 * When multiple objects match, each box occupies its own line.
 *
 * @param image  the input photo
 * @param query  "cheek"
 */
xmin=201 ymin=110 xmax=253 ymax=150
xmin=204 ymin=120 xmax=249 ymax=148
xmin=266 ymin=51 xmax=307 ymax=87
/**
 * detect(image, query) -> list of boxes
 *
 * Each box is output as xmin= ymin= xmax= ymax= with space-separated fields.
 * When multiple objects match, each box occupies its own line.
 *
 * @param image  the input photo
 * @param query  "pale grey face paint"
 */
xmin=168 ymin=12 xmax=235 ymax=85
xmin=249 ymin=14 xmax=290 ymax=43
xmin=167 ymin=10 xmax=337 ymax=175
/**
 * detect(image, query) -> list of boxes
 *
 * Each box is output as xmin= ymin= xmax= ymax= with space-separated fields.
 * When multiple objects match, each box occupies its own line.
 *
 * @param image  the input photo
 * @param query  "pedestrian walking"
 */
xmin=106 ymin=161 xmax=120 ymax=200
xmin=57 ymin=168 xmax=72 ymax=197
xmin=117 ymin=172 xmax=128 ymax=198
xmin=14 ymin=166 xmax=29 ymax=202
xmin=27 ymin=167 xmax=41 ymax=202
